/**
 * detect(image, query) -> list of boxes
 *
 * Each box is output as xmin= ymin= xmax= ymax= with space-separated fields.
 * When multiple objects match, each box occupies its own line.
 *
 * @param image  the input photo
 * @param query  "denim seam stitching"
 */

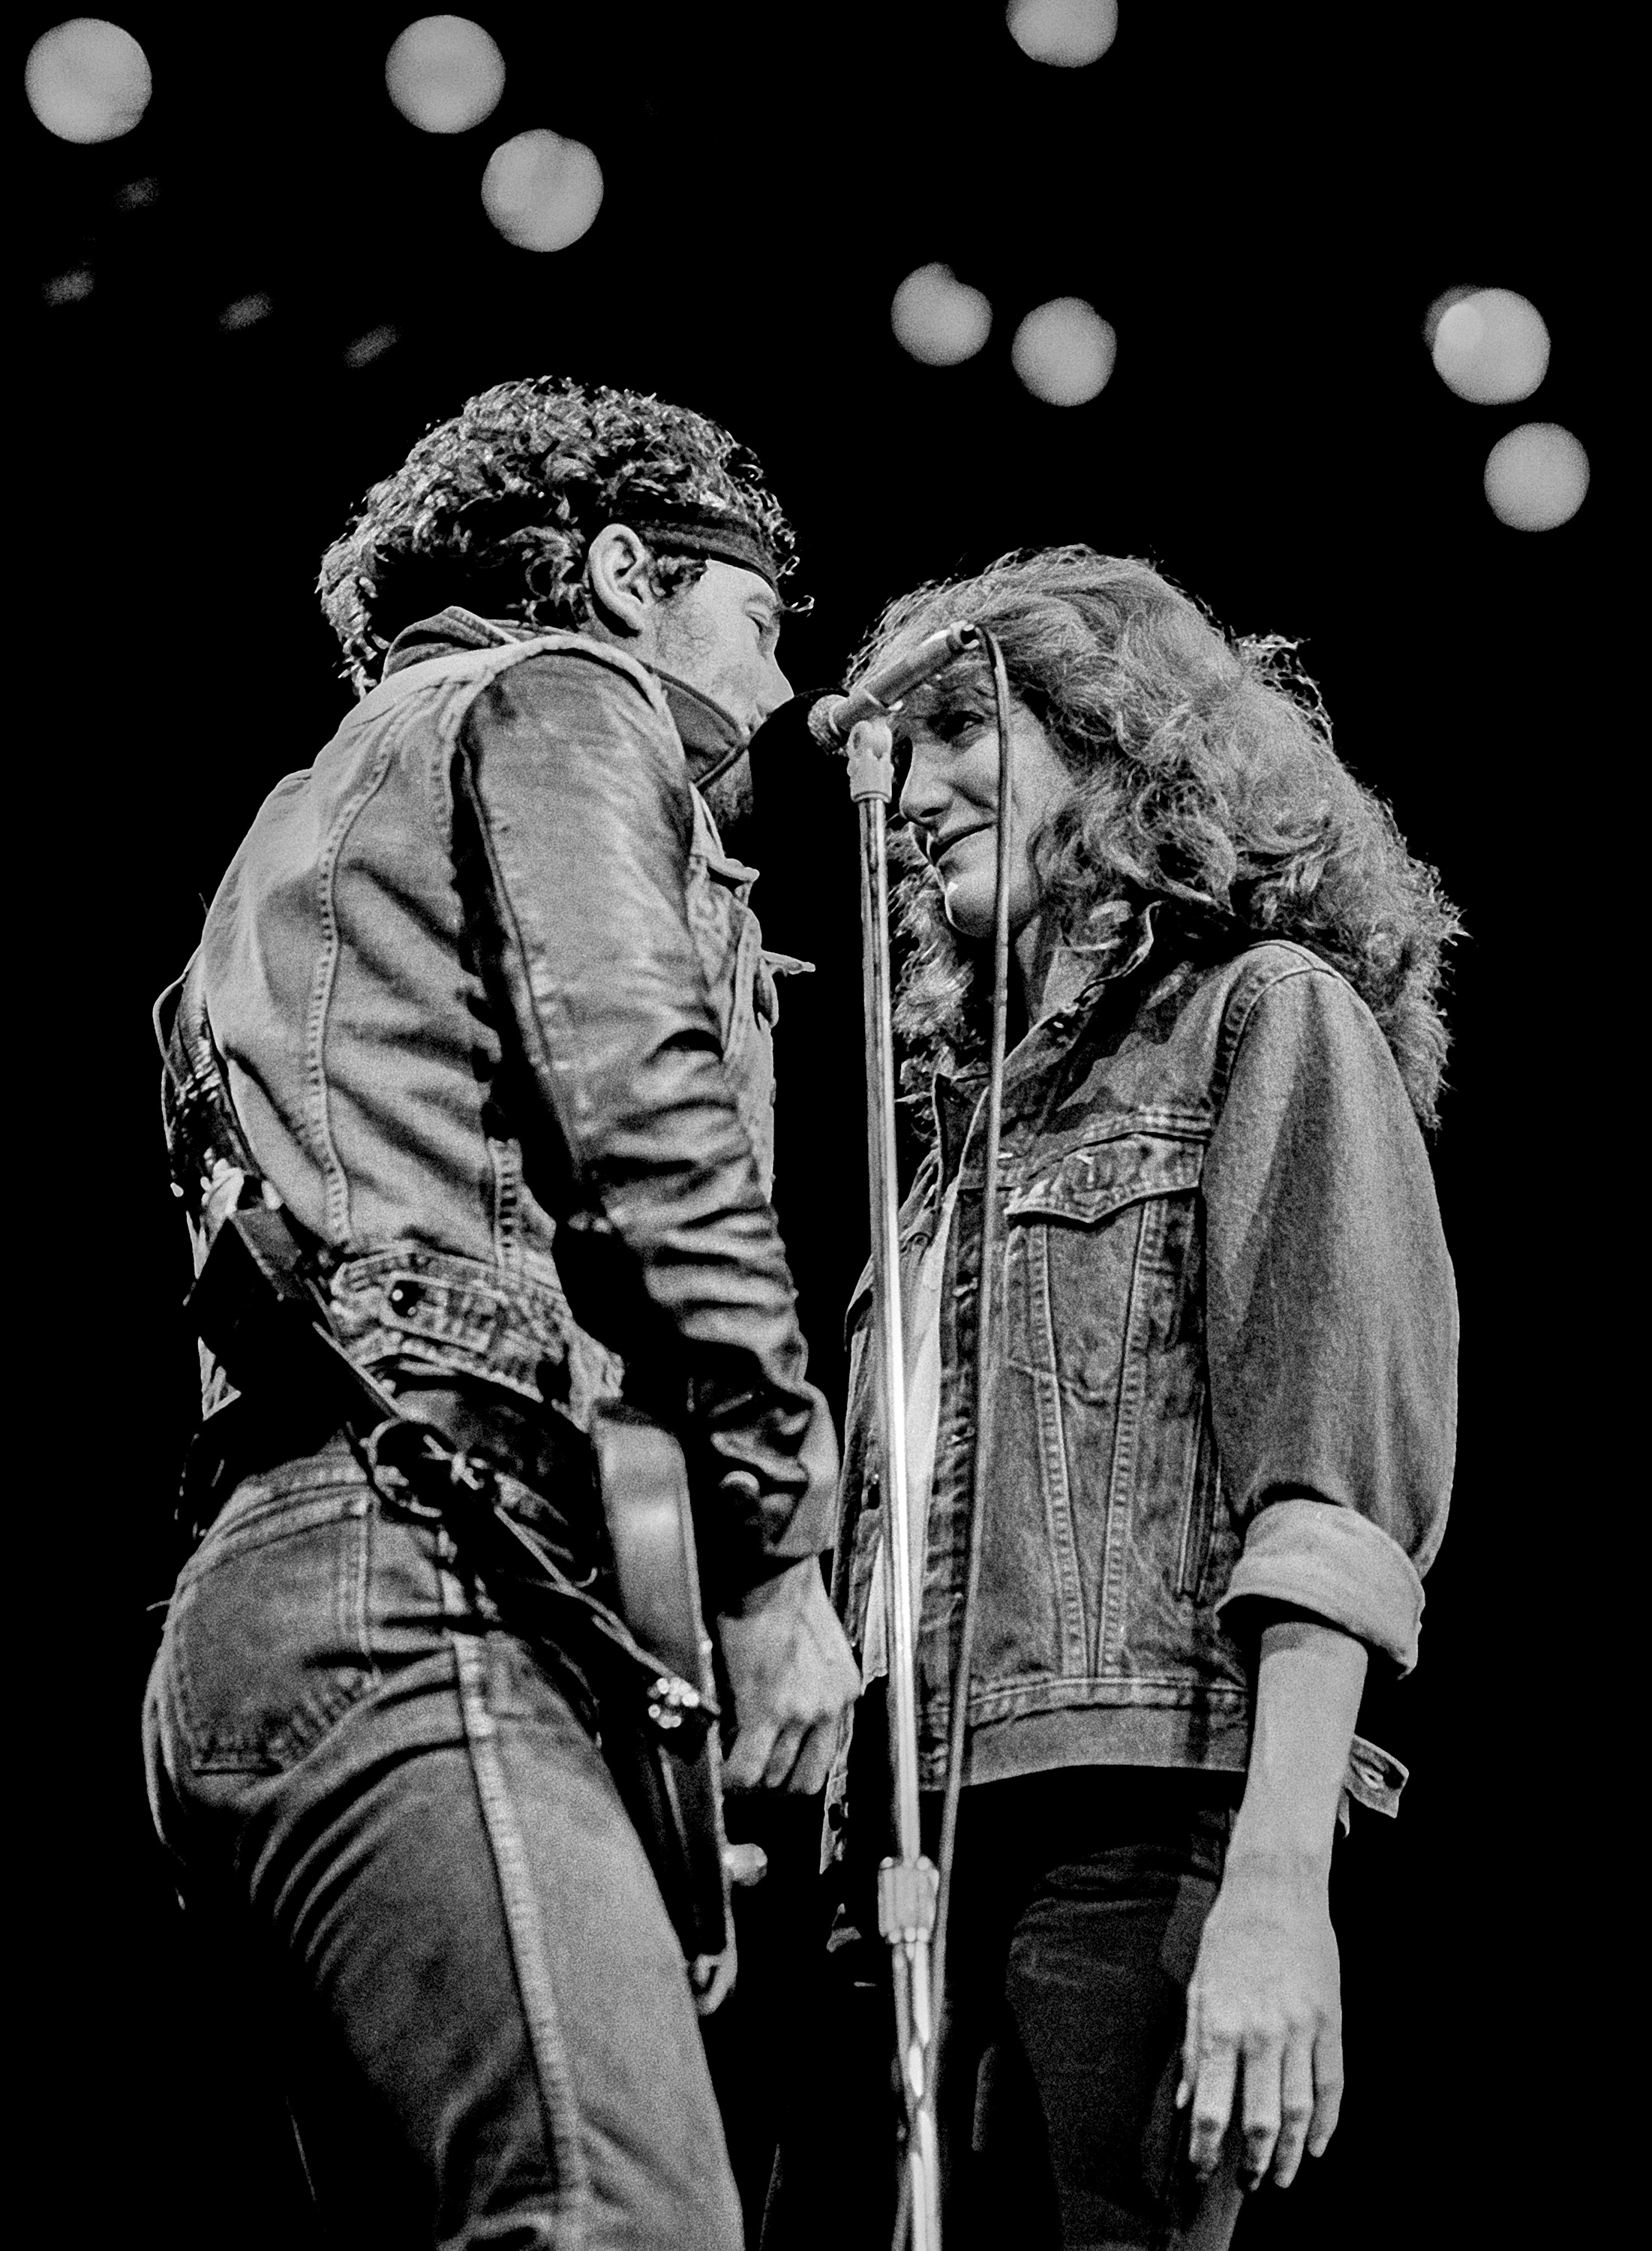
xmin=1099 ymin=1200 xmax=1153 ymax=1670
xmin=1020 ymin=1227 xmax=1089 ymax=1675
xmin=450 ymin=1630 xmax=591 ymax=2239
xmin=1211 ymin=955 xmax=1336 ymax=1108
xmin=308 ymin=726 xmax=402 ymax=1241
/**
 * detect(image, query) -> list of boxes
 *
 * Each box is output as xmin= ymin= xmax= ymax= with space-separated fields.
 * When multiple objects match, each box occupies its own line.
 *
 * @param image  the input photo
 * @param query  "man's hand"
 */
xmin=717 ymin=1560 xmax=861 ymax=1796
xmin=1179 ymin=1849 xmax=1344 ymax=2190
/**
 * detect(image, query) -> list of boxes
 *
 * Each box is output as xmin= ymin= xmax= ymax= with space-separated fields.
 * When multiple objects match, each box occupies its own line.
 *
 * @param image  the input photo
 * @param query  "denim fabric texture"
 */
xmin=143 ymin=1438 xmax=743 ymax=2250
xmin=194 ymin=607 xmax=828 ymax=1594
xmin=828 ymin=936 xmax=1455 ymax=1820
xmin=150 ymin=612 xmax=824 ymax=2244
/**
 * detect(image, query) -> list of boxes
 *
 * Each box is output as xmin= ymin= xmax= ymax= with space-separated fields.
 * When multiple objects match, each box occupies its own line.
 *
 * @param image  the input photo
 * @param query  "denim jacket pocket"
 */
xmin=163 ymin=1474 xmax=379 ymax=1776
xmin=1003 ymin=1128 xmax=1206 ymax=1402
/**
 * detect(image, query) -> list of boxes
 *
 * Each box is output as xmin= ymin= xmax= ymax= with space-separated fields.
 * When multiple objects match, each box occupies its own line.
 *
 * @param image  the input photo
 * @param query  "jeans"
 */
xmin=769 ymin=1704 xmax=1245 ymax=2251
xmin=936 ymin=1769 xmax=1246 ymax=2251
xmin=142 ymin=1433 xmax=743 ymax=2251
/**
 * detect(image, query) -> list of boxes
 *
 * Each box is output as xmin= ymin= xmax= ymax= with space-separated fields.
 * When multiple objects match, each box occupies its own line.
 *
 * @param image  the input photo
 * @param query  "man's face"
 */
xmin=897 ymin=690 xmax=1074 ymax=942
xmin=650 ymin=560 xmax=793 ymax=738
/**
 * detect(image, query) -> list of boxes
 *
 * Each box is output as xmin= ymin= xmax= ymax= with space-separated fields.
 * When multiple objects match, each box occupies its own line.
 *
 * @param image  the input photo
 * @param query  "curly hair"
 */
xmin=859 ymin=547 xmax=1461 ymax=1128
xmin=318 ymin=375 xmax=797 ymax=693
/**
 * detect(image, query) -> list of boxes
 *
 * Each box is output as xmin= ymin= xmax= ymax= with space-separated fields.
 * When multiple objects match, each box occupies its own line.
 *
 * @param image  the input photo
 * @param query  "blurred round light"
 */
xmin=218 ymin=292 xmax=272 ymax=332
xmin=44 ymin=267 xmax=95 ymax=306
xmin=482 ymin=131 xmax=603 ymax=251
xmin=1007 ymin=0 xmax=1119 ymax=66
xmin=386 ymin=16 xmax=504 ymax=134
xmin=344 ymin=324 xmax=401 ymax=369
xmin=25 ymin=19 xmax=151 ymax=143
xmin=1483 ymin=422 xmax=1589 ymax=530
xmin=891 ymin=263 xmax=993 ymax=365
xmin=1428 ymin=286 xmax=1549 ymax=403
xmin=1012 ymin=297 xmax=1116 ymax=404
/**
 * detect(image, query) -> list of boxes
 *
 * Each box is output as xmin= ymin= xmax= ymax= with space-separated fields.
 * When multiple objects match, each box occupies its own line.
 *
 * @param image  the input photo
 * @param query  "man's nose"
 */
xmin=754 ymin=656 xmax=793 ymax=726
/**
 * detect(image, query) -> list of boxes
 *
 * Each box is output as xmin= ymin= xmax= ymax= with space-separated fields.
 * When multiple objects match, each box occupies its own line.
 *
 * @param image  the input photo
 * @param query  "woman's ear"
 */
xmin=584 ymin=522 xmax=659 ymax=637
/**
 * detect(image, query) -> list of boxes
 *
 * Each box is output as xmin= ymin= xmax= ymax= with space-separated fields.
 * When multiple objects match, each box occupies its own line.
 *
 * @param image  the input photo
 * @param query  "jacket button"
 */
xmin=387 ymin=1280 xmax=419 ymax=1316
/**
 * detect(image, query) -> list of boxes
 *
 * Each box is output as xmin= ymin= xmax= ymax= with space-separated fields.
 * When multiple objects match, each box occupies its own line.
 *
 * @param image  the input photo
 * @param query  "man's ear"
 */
xmin=585 ymin=523 xmax=659 ymax=638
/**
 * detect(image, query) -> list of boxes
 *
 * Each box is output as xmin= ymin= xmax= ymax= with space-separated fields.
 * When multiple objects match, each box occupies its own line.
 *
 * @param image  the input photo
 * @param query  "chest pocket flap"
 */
xmin=1005 ymin=1128 xmax=1206 ymax=1226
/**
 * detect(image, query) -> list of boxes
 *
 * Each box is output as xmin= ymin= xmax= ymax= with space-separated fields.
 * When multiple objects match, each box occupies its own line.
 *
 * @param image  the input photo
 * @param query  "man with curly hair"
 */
xmin=143 ymin=376 xmax=858 ymax=2249
xmin=797 ymin=548 xmax=1458 ymax=2249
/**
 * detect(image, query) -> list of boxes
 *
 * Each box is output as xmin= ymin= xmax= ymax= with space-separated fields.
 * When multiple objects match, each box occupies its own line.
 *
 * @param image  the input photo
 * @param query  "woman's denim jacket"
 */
xmin=179 ymin=609 xmax=827 ymax=1597
xmin=828 ymin=933 xmax=1457 ymax=1826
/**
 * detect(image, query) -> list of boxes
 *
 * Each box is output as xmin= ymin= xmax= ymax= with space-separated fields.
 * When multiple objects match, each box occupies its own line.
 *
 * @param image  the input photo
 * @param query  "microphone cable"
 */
xmin=929 ymin=626 xmax=1015 ymax=2018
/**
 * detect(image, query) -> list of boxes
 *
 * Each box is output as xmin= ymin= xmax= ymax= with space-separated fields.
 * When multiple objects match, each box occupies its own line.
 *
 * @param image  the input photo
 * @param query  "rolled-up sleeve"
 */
xmin=1204 ymin=961 xmax=1457 ymax=1671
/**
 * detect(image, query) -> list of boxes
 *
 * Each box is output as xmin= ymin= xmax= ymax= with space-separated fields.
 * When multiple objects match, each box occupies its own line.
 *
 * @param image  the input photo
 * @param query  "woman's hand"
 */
xmin=1179 ymin=1611 xmax=1368 ymax=2191
xmin=1178 ymin=1847 xmax=1344 ymax=2188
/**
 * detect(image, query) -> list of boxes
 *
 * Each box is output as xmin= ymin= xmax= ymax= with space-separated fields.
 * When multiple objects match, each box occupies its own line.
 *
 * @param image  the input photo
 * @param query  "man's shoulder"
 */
xmin=383 ymin=609 xmax=669 ymax=720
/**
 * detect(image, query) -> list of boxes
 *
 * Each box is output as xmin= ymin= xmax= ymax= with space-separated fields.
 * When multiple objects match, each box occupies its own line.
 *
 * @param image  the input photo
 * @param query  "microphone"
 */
xmin=806 ymin=623 xmax=978 ymax=749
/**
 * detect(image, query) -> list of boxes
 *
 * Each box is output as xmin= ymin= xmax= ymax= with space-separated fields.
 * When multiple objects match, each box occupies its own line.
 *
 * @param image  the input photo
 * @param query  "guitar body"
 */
xmin=590 ymin=1405 xmax=737 ymax=2015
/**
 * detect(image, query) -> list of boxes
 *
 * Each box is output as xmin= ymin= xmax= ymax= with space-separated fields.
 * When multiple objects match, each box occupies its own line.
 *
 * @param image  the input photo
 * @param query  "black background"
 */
xmin=19 ymin=5 xmax=1617 ymax=2243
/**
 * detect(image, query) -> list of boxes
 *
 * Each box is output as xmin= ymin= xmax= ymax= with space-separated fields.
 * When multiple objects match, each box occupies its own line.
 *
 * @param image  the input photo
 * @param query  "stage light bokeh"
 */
xmin=344 ymin=325 xmax=401 ymax=369
xmin=385 ymin=16 xmax=505 ymax=134
xmin=1428 ymin=287 xmax=1550 ymax=404
xmin=482 ymin=131 xmax=604 ymax=251
xmin=1483 ymin=422 xmax=1589 ymax=530
xmin=25 ymin=18 xmax=151 ymax=143
xmin=1008 ymin=0 xmax=1119 ymax=67
xmin=218 ymin=293 xmax=273 ymax=332
xmin=891 ymin=264 xmax=993 ymax=365
xmin=44 ymin=268 xmax=95 ymax=306
xmin=1012 ymin=298 xmax=1116 ymax=403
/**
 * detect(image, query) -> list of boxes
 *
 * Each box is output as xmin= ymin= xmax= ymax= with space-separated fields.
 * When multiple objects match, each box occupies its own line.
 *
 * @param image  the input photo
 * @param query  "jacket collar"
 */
xmin=926 ymin=903 xmax=1166 ymax=1180
xmin=381 ymin=609 xmax=749 ymax=789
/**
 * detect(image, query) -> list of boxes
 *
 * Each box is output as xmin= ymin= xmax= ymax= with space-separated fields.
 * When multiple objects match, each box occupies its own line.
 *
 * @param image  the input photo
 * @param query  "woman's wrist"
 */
xmin=1229 ymin=1615 xmax=1368 ymax=1874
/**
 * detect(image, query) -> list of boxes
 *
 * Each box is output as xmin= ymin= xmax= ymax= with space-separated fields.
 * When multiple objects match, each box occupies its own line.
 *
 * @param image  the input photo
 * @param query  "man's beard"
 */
xmin=701 ymin=754 xmax=754 ymax=831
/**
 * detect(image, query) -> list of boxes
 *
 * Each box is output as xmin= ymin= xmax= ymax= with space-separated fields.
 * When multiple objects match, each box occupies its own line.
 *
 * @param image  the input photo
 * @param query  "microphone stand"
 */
xmin=843 ymin=711 xmax=942 ymax=2251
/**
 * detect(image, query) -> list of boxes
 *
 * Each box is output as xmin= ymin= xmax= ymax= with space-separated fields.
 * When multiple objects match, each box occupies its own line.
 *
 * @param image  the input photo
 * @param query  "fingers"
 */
xmin=725 ymin=1715 xmax=837 ymax=1796
xmin=1237 ymin=2031 xmax=1284 ymax=2190
xmin=761 ymin=1719 xmax=806 ymax=1791
xmin=1185 ymin=2036 xmax=1239 ymax=2178
xmin=1271 ymin=2036 xmax=1316 ymax=2187
xmin=788 ymin=1713 xmax=841 ymax=1799
xmin=1186 ymin=2027 xmax=1337 ymax=2195
xmin=1307 ymin=2019 xmax=1345 ymax=2159
xmin=722 ymin=1718 xmax=777 ymax=1793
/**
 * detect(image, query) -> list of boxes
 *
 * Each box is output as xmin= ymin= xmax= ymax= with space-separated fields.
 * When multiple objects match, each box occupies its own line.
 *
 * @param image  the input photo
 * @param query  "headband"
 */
xmin=609 ymin=497 xmax=782 ymax=593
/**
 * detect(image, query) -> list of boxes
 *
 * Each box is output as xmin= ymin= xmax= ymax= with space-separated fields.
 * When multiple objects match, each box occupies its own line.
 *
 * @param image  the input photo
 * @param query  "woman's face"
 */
xmin=897 ymin=693 xmax=1074 ymax=942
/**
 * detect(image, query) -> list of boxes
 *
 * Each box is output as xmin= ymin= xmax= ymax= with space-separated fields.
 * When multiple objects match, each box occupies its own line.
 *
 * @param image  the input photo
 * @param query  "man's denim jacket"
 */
xmin=828 ymin=933 xmax=1457 ymax=1826
xmin=184 ymin=609 xmax=826 ymax=1597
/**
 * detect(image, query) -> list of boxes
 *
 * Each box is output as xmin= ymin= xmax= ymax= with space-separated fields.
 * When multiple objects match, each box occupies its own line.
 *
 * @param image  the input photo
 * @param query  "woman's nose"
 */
xmin=899 ymin=740 xmax=948 ymax=828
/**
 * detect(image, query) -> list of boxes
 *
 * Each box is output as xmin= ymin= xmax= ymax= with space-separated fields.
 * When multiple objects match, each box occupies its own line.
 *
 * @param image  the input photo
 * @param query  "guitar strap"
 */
xmin=155 ymin=964 xmax=732 ymax=1985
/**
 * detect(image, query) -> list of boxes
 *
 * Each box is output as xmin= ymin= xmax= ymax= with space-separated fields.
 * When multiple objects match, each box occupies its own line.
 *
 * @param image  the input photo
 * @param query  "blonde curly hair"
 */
xmin=859 ymin=547 xmax=1461 ymax=1129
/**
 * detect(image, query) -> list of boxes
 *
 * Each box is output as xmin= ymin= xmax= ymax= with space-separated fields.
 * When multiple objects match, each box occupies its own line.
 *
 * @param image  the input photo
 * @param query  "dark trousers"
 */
xmin=768 ymin=1734 xmax=1245 ymax=2251
xmin=936 ymin=1768 xmax=1245 ymax=2251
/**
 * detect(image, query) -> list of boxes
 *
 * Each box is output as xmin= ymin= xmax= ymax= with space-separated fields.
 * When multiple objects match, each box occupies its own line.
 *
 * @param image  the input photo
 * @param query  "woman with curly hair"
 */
xmin=820 ymin=548 xmax=1459 ymax=2249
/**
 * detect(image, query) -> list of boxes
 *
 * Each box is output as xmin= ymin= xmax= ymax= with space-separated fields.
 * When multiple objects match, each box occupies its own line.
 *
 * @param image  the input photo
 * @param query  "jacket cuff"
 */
xmin=1217 ymin=1495 xmax=1425 ymax=1672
